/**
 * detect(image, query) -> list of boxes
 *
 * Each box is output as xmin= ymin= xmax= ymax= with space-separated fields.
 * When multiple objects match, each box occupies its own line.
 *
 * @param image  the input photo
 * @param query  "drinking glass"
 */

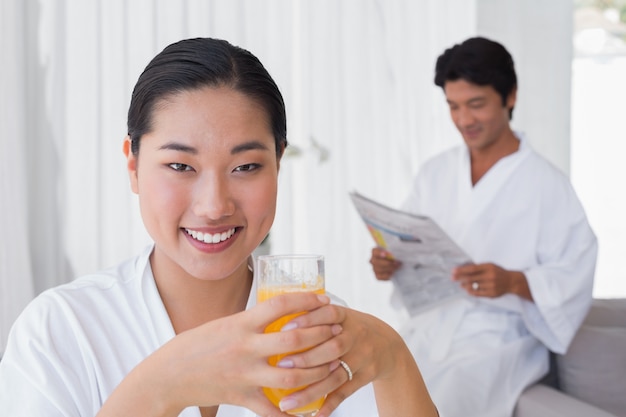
xmin=256 ymin=254 xmax=326 ymax=417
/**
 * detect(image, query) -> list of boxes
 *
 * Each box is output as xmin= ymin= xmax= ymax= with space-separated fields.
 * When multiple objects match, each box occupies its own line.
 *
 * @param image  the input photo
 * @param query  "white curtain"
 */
xmin=1 ymin=1 xmax=35 ymax=352
xmin=1 ymin=0 xmax=576 ymax=352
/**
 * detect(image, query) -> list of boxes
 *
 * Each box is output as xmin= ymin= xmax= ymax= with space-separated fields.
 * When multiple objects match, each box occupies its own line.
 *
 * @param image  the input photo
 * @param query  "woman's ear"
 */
xmin=123 ymin=136 xmax=139 ymax=194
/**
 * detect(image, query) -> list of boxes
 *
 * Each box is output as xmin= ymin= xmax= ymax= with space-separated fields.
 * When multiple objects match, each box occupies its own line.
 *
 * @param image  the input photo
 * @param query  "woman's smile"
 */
xmin=184 ymin=227 xmax=237 ymax=244
xmin=182 ymin=226 xmax=242 ymax=254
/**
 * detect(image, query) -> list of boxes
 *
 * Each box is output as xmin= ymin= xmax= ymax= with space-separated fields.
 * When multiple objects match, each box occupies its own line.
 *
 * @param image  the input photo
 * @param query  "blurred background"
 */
xmin=1 ymin=0 xmax=625 ymax=353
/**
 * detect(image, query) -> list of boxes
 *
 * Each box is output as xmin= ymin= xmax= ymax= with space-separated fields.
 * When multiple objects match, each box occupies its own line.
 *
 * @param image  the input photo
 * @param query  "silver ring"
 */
xmin=339 ymin=360 xmax=353 ymax=381
xmin=472 ymin=281 xmax=479 ymax=291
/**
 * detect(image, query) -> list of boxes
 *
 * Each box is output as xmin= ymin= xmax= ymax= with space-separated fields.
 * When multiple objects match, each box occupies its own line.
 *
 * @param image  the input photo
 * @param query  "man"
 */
xmin=370 ymin=37 xmax=597 ymax=417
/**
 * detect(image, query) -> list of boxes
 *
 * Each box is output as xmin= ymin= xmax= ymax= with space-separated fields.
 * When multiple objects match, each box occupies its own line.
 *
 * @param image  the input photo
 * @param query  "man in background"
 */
xmin=369 ymin=36 xmax=598 ymax=417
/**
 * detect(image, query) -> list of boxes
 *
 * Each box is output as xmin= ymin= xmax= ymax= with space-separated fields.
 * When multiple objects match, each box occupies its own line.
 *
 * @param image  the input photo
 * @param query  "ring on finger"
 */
xmin=472 ymin=281 xmax=479 ymax=291
xmin=339 ymin=360 xmax=353 ymax=381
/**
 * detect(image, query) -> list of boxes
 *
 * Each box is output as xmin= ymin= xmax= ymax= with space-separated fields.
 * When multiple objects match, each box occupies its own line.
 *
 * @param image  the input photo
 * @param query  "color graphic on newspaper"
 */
xmin=350 ymin=191 xmax=470 ymax=315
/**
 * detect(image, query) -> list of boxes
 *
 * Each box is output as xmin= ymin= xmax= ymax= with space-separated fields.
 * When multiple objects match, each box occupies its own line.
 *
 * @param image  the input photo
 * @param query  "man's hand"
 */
xmin=369 ymin=247 xmax=402 ymax=281
xmin=452 ymin=263 xmax=533 ymax=301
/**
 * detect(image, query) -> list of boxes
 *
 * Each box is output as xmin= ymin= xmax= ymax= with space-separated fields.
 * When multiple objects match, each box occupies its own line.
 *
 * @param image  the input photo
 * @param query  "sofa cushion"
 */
xmin=584 ymin=298 xmax=626 ymax=327
xmin=514 ymin=384 xmax=618 ymax=417
xmin=556 ymin=298 xmax=626 ymax=417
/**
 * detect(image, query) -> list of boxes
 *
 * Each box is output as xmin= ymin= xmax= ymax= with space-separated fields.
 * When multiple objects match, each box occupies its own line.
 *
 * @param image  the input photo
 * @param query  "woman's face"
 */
xmin=125 ymin=86 xmax=279 ymax=282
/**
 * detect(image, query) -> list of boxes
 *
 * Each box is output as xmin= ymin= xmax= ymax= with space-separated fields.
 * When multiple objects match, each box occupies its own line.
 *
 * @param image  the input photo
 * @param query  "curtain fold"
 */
xmin=1 ymin=0 xmax=34 ymax=352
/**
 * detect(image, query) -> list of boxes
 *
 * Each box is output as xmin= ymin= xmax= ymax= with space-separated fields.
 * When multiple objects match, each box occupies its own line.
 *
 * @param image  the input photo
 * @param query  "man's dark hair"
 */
xmin=434 ymin=36 xmax=517 ymax=119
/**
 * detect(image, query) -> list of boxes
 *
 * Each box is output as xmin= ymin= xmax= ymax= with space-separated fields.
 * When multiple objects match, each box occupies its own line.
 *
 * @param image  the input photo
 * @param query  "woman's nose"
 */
xmin=192 ymin=175 xmax=235 ymax=220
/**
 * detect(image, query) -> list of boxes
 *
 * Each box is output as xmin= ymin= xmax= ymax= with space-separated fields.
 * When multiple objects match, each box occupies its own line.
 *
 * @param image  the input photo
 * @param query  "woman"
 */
xmin=0 ymin=37 xmax=437 ymax=417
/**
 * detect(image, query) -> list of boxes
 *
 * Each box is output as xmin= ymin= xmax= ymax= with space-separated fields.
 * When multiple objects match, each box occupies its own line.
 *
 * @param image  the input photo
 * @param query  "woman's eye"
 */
xmin=168 ymin=163 xmax=193 ymax=172
xmin=234 ymin=163 xmax=261 ymax=173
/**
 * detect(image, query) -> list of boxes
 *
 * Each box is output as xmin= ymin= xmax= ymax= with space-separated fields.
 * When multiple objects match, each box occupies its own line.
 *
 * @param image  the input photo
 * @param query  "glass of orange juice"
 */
xmin=256 ymin=254 xmax=326 ymax=417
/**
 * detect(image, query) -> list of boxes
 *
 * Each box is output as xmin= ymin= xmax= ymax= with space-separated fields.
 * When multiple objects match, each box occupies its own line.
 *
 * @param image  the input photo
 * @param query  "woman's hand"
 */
xmin=97 ymin=292 xmax=340 ymax=417
xmin=271 ymin=305 xmax=438 ymax=417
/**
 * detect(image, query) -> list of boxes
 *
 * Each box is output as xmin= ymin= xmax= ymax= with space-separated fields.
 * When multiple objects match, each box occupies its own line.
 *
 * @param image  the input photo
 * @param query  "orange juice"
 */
xmin=258 ymin=284 xmax=325 ymax=415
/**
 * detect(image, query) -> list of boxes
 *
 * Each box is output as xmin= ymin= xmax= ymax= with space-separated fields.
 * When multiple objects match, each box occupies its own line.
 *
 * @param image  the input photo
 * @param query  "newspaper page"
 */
xmin=350 ymin=191 xmax=471 ymax=315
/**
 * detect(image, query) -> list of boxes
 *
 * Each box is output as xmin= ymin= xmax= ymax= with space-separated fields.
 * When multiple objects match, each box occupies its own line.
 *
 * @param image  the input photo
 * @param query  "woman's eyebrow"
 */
xmin=231 ymin=140 xmax=270 ymax=155
xmin=157 ymin=140 xmax=269 ymax=155
xmin=158 ymin=142 xmax=198 ymax=154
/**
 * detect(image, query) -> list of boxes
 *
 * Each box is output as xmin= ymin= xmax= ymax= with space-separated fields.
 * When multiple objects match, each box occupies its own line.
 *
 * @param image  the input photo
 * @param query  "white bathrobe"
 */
xmin=397 ymin=134 xmax=597 ymax=417
xmin=0 ymin=245 xmax=377 ymax=417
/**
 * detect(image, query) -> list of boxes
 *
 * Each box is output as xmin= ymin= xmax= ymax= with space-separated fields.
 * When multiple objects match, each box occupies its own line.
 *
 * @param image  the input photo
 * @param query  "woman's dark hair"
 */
xmin=434 ymin=36 xmax=517 ymax=119
xmin=127 ymin=37 xmax=287 ymax=156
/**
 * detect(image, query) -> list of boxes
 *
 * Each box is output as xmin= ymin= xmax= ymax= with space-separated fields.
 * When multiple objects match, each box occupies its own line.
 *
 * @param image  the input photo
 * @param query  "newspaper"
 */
xmin=350 ymin=191 xmax=470 ymax=315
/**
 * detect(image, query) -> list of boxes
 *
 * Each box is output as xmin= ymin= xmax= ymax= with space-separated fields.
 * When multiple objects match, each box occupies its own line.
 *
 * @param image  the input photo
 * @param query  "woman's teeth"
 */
xmin=185 ymin=228 xmax=235 ymax=244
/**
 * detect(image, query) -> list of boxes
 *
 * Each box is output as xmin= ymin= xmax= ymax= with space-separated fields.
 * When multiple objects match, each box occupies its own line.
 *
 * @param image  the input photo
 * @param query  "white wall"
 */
xmin=477 ymin=0 xmax=574 ymax=175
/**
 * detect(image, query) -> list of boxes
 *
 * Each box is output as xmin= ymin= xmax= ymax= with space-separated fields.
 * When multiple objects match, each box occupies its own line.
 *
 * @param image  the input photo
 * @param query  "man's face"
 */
xmin=443 ymin=79 xmax=515 ymax=153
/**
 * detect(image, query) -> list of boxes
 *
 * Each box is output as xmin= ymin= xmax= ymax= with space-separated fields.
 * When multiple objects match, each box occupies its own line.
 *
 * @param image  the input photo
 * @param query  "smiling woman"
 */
xmin=0 ymin=37 xmax=438 ymax=417
xmin=124 ymin=85 xmax=280 ymax=288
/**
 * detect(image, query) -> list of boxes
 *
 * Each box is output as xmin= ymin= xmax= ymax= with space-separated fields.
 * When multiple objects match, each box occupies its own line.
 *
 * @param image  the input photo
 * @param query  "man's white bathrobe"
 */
xmin=397 ymin=134 xmax=597 ymax=417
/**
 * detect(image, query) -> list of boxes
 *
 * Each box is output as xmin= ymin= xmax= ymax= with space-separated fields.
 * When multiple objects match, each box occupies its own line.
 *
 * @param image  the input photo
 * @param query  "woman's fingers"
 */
xmin=275 ymin=360 xmax=354 ymax=414
xmin=250 ymin=292 xmax=330 ymax=330
xmin=248 ymin=293 xmax=346 ymax=389
xmin=258 ymin=358 xmax=339 ymax=393
xmin=249 ymin=293 xmax=341 ymax=359
xmin=269 ymin=310 xmax=376 ymax=415
xmin=254 ymin=322 xmax=343 ymax=365
xmin=283 ymin=302 xmax=345 ymax=329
